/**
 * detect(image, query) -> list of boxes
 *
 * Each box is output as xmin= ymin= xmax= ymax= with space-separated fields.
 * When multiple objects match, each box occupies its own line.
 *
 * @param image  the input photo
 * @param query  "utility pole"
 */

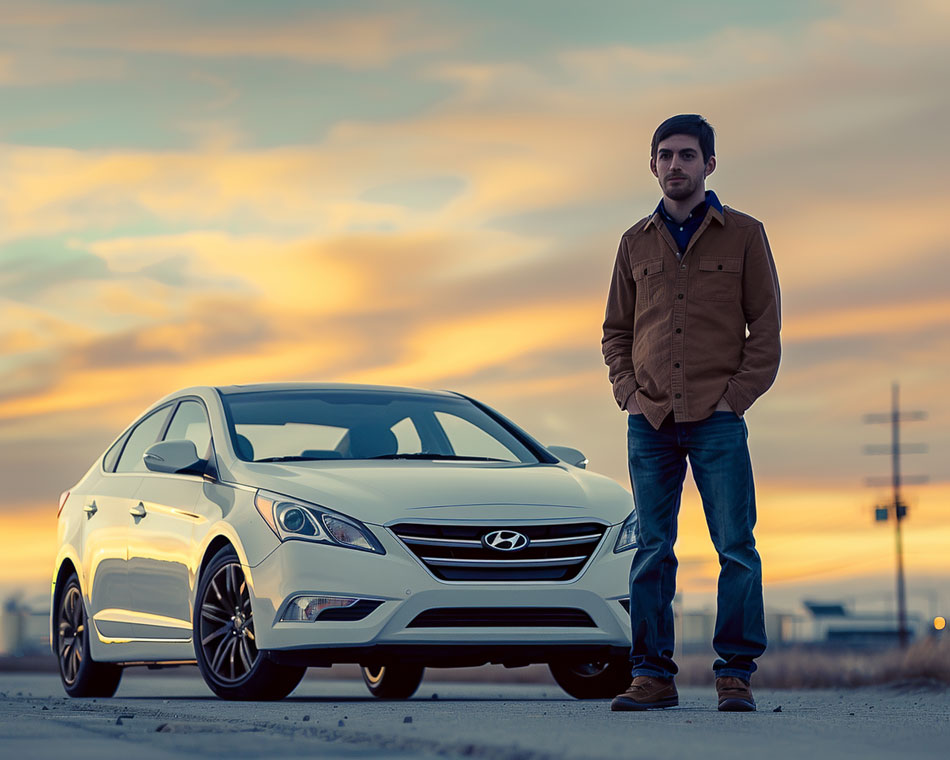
xmin=863 ymin=382 xmax=927 ymax=649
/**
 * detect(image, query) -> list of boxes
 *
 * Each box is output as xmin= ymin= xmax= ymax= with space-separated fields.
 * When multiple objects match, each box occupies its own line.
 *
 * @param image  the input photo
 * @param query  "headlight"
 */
xmin=254 ymin=490 xmax=385 ymax=554
xmin=613 ymin=509 xmax=639 ymax=553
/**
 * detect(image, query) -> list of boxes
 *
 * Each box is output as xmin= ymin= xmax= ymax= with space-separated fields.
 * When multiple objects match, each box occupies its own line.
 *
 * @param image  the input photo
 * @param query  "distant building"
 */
xmin=672 ymin=598 xmax=929 ymax=652
xmin=802 ymin=600 xmax=922 ymax=647
xmin=674 ymin=607 xmax=799 ymax=654
xmin=1 ymin=596 xmax=51 ymax=656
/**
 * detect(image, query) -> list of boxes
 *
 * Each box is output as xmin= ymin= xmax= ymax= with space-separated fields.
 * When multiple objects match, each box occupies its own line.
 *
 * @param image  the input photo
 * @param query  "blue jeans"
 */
xmin=626 ymin=411 xmax=766 ymax=681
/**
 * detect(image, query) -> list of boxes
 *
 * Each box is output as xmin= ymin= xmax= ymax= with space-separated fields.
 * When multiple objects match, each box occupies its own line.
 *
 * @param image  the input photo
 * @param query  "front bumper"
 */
xmin=244 ymin=522 xmax=633 ymax=664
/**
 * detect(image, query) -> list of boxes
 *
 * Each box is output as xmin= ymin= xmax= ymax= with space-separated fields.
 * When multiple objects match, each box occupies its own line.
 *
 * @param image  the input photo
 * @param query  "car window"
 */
xmin=433 ymin=411 xmax=522 ymax=462
xmin=164 ymin=400 xmax=213 ymax=458
xmin=115 ymin=406 xmax=172 ymax=473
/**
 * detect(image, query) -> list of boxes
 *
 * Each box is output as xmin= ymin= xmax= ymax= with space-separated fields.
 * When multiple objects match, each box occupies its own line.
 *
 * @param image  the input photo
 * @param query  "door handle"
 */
xmin=83 ymin=501 xmax=98 ymax=515
xmin=129 ymin=502 xmax=147 ymax=518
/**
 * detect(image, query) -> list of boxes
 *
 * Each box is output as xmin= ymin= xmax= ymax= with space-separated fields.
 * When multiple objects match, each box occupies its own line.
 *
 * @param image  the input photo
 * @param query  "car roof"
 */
xmin=213 ymin=382 xmax=462 ymax=398
xmin=143 ymin=383 xmax=464 ymax=415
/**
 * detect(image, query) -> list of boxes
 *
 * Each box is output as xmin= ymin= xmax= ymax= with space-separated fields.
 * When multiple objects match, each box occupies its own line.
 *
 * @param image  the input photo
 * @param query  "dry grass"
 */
xmin=676 ymin=637 xmax=950 ymax=689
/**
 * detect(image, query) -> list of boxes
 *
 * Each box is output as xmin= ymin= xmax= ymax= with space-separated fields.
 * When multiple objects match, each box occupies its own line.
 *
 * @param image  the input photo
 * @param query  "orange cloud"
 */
xmin=0 ymin=300 xmax=94 ymax=354
xmin=86 ymin=232 xmax=367 ymax=315
xmin=350 ymin=299 xmax=601 ymax=387
xmin=784 ymin=299 xmax=950 ymax=342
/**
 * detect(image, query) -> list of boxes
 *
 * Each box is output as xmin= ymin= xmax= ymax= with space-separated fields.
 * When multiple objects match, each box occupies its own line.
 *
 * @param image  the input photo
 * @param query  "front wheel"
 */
xmin=56 ymin=573 xmax=122 ymax=697
xmin=549 ymin=658 xmax=631 ymax=699
xmin=194 ymin=547 xmax=306 ymax=700
xmin=361 ymin=663 xmax=425 ymax=699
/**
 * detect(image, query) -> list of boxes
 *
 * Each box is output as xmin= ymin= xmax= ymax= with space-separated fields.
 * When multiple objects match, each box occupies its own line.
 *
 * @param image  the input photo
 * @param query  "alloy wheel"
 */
xmin=58 ymin=585 xmax=84 ymax=685
xmin=198 ymin=561 xmax=259 ymax=683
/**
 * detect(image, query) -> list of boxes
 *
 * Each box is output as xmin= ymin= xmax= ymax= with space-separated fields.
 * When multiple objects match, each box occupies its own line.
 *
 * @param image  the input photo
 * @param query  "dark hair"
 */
xmin=651 ymin=114 xmax=715 ymax=163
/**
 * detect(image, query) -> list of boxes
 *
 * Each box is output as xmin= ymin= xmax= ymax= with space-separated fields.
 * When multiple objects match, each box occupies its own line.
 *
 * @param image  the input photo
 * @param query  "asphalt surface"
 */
xmin=1 ymin=671 xmax=947 ymax=760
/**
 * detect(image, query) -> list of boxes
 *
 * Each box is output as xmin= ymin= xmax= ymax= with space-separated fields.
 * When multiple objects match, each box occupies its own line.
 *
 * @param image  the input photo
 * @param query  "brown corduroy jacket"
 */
xmin=602 ymin=203 xmax=781 ymax=430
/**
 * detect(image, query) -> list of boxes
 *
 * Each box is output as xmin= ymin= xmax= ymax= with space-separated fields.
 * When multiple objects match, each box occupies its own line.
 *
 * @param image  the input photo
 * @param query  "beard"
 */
xmin=663 ymin=174 xmax=697 ymax=200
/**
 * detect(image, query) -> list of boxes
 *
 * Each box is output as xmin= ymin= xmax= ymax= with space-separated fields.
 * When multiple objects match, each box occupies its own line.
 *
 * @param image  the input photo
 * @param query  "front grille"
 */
xmin=407 ymin=607 xmax=596 ymax=628
xmin=390 ymin=522 xmax=606 ymax=582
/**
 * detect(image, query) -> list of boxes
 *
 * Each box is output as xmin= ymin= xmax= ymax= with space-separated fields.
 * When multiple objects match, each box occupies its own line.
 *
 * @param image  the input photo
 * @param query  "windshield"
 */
xmin=220 ymin=390 xmax=542 ymax=464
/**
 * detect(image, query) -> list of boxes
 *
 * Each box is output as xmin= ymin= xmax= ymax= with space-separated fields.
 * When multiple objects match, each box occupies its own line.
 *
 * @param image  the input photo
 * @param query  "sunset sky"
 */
xmin=1 ymin=0 xmax=948 ymax=621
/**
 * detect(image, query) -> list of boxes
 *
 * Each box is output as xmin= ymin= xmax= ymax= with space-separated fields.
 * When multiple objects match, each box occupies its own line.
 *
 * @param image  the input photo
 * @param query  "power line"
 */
xmin=863 ymin=381 xmax=928 ymax=648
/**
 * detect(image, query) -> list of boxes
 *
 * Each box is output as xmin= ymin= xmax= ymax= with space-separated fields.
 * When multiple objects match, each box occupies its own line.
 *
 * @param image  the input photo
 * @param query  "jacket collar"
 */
xmin=643 ymin=190 xmax=725 ymax=231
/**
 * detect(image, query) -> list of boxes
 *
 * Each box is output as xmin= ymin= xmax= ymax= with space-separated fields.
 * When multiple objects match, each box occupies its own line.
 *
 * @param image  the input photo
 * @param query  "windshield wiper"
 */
xmin=366 ymin=453 xmax=507 ymax=462
xmin=253 ymin=455 xmax=332 ymax=463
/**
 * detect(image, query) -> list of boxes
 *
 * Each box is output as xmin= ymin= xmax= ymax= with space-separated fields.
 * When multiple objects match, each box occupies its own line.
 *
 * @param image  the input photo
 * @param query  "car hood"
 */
xmin=230 ymin=460 xmax=634 ymax=525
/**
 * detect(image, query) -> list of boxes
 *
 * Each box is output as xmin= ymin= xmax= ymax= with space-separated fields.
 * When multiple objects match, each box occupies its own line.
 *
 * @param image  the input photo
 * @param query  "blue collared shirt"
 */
xmin=655 ymin=190 xmax=724 ymax=256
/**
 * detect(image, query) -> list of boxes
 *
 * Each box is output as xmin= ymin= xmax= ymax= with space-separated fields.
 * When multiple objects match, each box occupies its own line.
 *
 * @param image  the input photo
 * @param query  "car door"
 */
xmin=125 ymin=398 xmax=213 ymax=646
xmin=82 ymin=405 xmax=171 ymax=643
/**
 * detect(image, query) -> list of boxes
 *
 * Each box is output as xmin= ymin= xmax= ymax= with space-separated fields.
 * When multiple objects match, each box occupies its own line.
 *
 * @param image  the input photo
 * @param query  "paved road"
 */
xmin=1 ymin=671 xmax=947 ymax=760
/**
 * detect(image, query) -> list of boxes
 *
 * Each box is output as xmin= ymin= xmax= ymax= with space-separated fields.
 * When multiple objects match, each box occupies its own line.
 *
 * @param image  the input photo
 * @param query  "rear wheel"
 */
xmin=549 ymin=658 xmax=630 ymax=699
xmin=194 ymin=547 xmax=306 ymax=700
xmin=361 ymin=663 xmax=425 ymax=699
xmin=56 ymin=573 xmax=122 ymax=697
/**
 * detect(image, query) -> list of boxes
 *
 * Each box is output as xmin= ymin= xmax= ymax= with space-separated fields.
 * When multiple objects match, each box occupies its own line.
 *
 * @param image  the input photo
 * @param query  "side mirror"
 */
xmin=144 ymin=440 xmax=204 ymax=475
xmin=547 ymin=445 xmax=588 ymax=469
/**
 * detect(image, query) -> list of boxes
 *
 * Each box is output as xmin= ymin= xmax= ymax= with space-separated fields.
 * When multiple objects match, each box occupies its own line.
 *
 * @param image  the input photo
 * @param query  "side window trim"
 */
xmin=158 ymin=400 xmax=179 ymax=441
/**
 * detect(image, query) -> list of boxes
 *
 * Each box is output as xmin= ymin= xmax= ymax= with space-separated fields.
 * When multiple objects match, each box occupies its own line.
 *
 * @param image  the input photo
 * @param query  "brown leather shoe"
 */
xmin=610 ymin=676 xmax=678 ymax=711
xmin=716 ymin=676 xmax=756 ymax=712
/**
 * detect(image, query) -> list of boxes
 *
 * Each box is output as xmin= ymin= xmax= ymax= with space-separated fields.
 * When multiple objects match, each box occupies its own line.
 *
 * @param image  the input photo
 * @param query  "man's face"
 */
xmin=650 ymin=134 xmax=715 ymax=202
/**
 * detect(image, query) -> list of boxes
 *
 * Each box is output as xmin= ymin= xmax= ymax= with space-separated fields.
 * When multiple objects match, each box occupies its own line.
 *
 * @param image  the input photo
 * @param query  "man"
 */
xmin=601 ymin=114 xmax=781 ymax=712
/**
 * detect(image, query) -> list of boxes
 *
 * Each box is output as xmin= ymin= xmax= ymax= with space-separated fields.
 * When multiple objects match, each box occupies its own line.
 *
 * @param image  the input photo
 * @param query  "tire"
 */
xmin=549 ymin=658 xmax=631 ymax=699
xmin=361 ymin=663 xmax=425 ymax=699
xmin=55 ymin=573 xmax=122 ymax=698
xmin=194 ymin=547 xmax=306 ymax=700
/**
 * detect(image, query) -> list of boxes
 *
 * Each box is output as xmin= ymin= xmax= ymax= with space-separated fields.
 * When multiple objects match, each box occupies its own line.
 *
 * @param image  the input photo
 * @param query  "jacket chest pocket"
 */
xmin=632 ymin=257 xmax=665 ymax=308
xmin=695 ymin=257 xmax=742 ymax=301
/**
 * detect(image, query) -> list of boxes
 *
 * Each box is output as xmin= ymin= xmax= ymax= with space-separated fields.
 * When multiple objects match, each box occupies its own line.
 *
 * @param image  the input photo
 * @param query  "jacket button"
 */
xmin=675 ymin=393 xmax=682 ymax=399
xmin=717 ymin=264 xmax=723 ymax=270
xmin=674 ymin=363 xmax=680 ymax=368
xmin=675 ymin=328 xmax=682 ymax=334
xmin=643 ymin=268 xmax=648 ymax=275
xmin=677 ymin=294 xmax=684 ymax=299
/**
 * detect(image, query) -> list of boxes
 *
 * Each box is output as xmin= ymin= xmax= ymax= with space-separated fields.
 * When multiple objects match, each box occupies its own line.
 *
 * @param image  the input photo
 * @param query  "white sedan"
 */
xmin=52 ymin=383 xmax=637 ymax=700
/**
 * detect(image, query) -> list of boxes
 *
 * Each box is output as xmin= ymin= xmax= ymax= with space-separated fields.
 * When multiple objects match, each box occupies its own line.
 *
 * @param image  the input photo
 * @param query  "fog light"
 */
xmin=281 ymin=595 xmax=359 ymax=622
